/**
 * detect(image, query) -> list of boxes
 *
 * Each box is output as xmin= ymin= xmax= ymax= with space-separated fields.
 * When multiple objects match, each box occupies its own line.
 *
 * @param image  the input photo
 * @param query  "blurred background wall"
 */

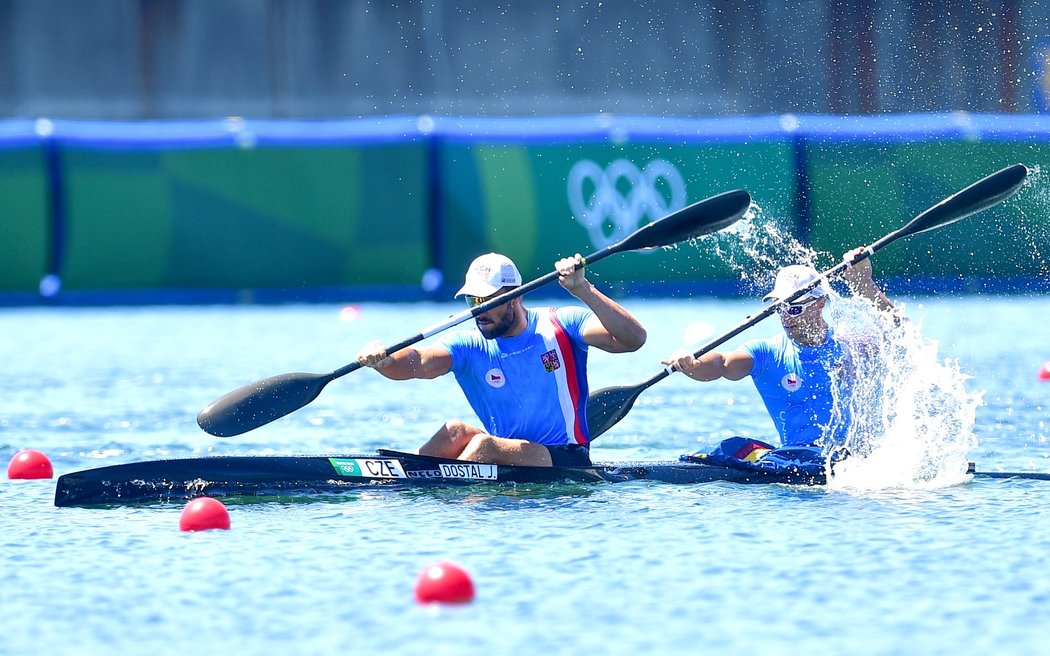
xmin=2 ymin=0 xmax=1049 ymax=119
xmin=2 ymin=0 xmax=1050 ymax=304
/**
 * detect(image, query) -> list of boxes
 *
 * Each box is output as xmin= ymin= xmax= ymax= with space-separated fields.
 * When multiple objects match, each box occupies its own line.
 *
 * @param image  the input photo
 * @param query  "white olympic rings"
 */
xmin=566 ymin=158 xmax=688 ymax=249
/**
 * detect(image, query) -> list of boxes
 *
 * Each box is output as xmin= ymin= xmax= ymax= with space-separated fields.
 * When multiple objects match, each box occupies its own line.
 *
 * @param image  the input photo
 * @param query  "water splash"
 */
xmin=1007 ymin=165 xmax=1050 ymax=285
xmin=825 ymin=295 xmax=981 ymax=490
xmin=710 ymin=205 xmax=982 ymax=490
xmin=705 ymin=201 xmax=818 ymax=294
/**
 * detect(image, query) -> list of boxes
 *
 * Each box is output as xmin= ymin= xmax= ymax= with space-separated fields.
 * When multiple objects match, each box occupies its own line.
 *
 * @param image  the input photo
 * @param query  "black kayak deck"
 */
xmin=54 ymin=449 xmax=821 ymax=507
xmin=52 ymin=449 xmax=1050 ymax=507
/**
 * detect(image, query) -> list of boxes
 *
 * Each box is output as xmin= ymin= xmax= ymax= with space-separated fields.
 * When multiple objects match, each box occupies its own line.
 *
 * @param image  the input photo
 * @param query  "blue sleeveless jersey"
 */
xmin=741 ymin=329 xmax=851 ymax=447
xmin=437 ymin=306 xmax=594 ymax=446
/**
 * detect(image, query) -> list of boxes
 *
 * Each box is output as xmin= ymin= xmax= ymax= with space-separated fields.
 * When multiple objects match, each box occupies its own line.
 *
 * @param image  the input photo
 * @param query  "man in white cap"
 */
xmin=356 ymin=252 xmax=647 ymax=466
xmin=662 ymin=248 xmax=893 ymax=448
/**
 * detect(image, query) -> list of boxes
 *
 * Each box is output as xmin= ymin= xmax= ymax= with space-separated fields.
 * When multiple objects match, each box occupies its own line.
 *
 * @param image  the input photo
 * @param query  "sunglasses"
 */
xmin=465 ymin=286 xmax=519 ymax=309
xmin=779 ymin=296 xmax=821 ymax=316
xmin=465 ymin=294 xmax=497 ymax=309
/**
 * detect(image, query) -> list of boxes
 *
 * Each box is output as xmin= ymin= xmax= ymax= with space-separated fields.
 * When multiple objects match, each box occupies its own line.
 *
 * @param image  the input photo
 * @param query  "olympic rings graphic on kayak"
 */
xmin=567 ymin=158 xmax=688 ymax=250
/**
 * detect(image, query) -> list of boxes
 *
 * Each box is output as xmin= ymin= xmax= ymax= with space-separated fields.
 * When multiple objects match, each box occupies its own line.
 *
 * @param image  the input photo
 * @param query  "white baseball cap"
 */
xmin=455 ymin=253 xmax=522 ymax=298
xmin=763 ymin=264 xmax=828 ymax=303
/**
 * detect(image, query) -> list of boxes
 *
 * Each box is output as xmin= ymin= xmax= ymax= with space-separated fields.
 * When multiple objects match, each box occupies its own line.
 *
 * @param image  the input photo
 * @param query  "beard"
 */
xmin=477 ymin=307 xmax=517 ymax=339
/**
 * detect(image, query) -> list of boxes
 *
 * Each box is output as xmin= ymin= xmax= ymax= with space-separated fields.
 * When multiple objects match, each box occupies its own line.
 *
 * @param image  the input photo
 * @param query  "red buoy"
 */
xmin=414 ymin=561 xmax=475 ymax=604
xmin=179 ymin=497 xmax=231 ymax=531
xmin=340 ymin=305 xmax=362 ymax=322
xmin=1039 ymin=361 xmax=1050 ymax=382
xmin=7 ymin=449 xmax=54 ymax=479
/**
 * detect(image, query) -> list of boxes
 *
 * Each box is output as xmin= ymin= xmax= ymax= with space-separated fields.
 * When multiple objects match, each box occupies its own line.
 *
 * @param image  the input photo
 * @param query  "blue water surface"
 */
xmin=2 ymin=296 xmax=1049 ymax=655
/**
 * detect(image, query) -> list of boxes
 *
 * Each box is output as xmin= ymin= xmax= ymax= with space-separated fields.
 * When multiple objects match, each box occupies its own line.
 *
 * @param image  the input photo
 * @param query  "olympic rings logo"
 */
xmin=567 ymin=158 xmax=688 ymax=249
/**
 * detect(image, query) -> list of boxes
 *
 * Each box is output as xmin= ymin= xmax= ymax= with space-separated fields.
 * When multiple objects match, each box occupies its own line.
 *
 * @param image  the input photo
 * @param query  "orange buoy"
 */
xmin=179 ymin=497 xmax=231 ymax=531
xmin=414 ymin=561 xmax=475 ymax=604
xmin=7 ymin=449 xmax=54 ymax=479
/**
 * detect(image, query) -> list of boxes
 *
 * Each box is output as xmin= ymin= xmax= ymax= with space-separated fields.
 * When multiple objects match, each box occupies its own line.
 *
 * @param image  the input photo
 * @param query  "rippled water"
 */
xmin=2 ymin=296 xmax=1049 ymax=655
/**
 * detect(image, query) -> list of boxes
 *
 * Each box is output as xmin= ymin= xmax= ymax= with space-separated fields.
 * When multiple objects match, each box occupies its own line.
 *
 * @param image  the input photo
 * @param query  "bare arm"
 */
xmin=355 ymin=340 xmax=453 ymax=380
xmin=557 ymin=253 xmax=647 ymax=353
xmin=662 ymin=349 xmax=754 ymax=382
xmin=841 ymin=247 xmax=893 ymax=312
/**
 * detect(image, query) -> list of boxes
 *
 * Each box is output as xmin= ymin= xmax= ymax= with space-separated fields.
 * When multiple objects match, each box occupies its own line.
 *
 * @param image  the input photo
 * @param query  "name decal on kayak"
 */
xmin=329 ymin=458 xmax=407 ymax=479
xmin=439 ymin=463 xmax=498 ymax=480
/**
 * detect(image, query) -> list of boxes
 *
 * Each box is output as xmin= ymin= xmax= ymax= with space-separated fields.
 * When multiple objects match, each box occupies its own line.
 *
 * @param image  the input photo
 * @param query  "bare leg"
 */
xmin=460 ymin=434 xmax=554 ymax=467
xmin=418 ymin=420 xmax=485 ymax=458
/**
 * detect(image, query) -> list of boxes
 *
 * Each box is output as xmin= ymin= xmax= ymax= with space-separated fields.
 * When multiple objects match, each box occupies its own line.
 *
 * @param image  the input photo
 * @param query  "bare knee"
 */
xmin=443 ymin=420 xmax=479 ymax=442
xmin=419 ymin=420 xmax=484 ymax=458
xmin=460 ymin=435 xmax=553 ymax=466
xmin=460 ymin=434 xmax=499 ymax=462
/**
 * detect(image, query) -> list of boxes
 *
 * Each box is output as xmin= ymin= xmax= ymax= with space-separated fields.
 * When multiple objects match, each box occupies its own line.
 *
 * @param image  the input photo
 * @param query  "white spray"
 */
xmin=825 ymin=295 xmax=981 ymax=490
xmin=709 ymin=204 xmax=983 ymax=490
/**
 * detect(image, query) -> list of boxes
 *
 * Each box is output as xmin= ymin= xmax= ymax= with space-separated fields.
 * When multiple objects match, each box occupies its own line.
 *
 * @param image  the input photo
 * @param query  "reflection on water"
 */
xmin=406 ymin=482 xmax=599 ymax=509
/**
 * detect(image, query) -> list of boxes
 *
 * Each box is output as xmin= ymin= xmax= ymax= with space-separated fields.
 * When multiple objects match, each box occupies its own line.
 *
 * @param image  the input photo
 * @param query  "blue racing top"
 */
xmin=437 ymin=306 xmax=594 ymax=446
xmin=741 ymin=329 xmax=852 ymax=447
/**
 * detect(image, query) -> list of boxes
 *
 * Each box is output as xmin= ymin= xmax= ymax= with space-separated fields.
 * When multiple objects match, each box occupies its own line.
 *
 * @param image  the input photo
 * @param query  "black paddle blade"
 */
xmin=893 ymin=163 xmax=1028 ymax=242
xmin=617 ymin=189 xmax=751 ymax=251
xmin=586 ymin=383 xmax=647 ymax=440
xmin=197 ymin=372 xmax=335 ymax=437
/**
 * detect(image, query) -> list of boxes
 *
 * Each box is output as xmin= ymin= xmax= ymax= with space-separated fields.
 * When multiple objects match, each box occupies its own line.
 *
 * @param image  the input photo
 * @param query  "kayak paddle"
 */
xmin=198 ymin=188 xmax=753 ymax=437
xmin=587 ymin=163 xmax=1030 ymax=439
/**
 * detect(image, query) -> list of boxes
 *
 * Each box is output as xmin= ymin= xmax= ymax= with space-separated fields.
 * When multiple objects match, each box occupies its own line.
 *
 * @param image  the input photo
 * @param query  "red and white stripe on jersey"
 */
xmin=536 ymin=308 xmax=589 ymax=445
